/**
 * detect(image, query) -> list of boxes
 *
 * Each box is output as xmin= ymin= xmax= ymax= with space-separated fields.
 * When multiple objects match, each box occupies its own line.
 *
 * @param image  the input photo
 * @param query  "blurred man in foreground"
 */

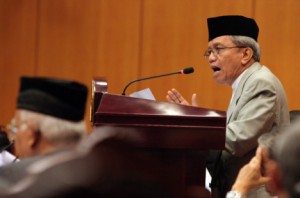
xmin=0 ymin=76 xmax=88 ymax=187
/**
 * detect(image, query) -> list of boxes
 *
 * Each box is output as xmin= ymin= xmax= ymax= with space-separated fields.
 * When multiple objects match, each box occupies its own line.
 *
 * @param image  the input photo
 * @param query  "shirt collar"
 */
xmin=230 ymin=68 xmax=249 ymax=103
xmin=232 ymin=69 xmax=248 ymax=92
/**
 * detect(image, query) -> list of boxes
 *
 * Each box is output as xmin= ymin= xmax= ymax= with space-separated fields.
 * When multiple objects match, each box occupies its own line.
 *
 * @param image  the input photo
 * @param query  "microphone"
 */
xmin=121 ymin=67 xmax=194 ymax=95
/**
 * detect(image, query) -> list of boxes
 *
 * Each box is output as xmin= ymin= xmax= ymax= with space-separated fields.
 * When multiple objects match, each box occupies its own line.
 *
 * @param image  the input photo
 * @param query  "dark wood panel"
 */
xmin=255 ymin=0 xmax=300 ymax=110
xmin=36 ymin=0 xmax=141 ymax=131
xmin=1 ymin=0 xmax=299 ymax=127
xmin=0 ymin=0 xmax=37 ymax=124
xmin=139 ymin=0 xmax=254 ymax=111
xmin=36 ymin=0 xmax=100 ymax=80
xmin=94 ymin=0 xmax=141 ymax=95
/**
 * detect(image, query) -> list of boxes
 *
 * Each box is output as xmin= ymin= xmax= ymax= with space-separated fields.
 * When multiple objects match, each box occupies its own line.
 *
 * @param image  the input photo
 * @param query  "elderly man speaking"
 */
xmin=167 ymin=15 xmax=290 ymax=197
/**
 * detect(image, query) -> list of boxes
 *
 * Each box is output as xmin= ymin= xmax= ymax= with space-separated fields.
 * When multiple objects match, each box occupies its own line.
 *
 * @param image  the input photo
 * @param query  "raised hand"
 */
xmin=166 ymin=88 xmax=198 ymax=106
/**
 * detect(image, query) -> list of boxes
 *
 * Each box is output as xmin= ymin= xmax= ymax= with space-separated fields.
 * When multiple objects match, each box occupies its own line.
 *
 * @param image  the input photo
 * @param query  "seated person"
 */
xmin=0 ymin=76 xmax=88 ymax=187
xmin=226 ymin=120 xmax=300 ymax=198
xmin=0 ymin=126 xmax=181 ymax=198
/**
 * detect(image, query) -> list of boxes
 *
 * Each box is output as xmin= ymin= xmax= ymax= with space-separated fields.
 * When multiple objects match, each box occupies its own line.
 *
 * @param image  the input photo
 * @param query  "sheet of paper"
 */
xmin=129 ymin=88 xmax=156 ymax=101
xmin=0 ymin=150 xmax=19 ymax=166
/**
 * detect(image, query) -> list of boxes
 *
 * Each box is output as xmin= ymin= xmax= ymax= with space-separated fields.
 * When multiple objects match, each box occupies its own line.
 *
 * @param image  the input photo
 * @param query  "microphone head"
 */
xmin=181 ymin=67 xmax=194 ymax=74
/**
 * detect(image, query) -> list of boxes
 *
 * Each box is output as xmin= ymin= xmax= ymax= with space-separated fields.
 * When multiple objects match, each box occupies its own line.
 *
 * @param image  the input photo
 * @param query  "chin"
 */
xmin=214 ymin=78 xmax=226 ymax=85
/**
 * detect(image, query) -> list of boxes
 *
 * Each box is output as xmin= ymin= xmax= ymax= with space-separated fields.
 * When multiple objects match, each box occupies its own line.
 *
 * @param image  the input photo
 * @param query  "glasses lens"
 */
xmin=204 ymin=49 xmax=212 ymax=58
xmin=6 ymin=120 xmax=17 ymax=134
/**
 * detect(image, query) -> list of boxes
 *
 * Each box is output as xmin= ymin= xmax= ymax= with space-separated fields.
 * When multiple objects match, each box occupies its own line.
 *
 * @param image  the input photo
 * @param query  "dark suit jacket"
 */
xmin=0 ymin=150 xmax=69 ymax=189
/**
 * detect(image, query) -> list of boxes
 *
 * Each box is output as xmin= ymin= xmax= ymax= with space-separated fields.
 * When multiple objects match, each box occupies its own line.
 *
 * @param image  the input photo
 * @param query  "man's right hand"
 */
xmin=166 ymin=88 xmax=198 ymax=106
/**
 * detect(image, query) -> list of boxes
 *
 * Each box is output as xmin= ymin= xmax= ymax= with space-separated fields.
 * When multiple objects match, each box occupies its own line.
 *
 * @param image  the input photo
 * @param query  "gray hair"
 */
xmin=18 ymin=109 xmax=86 ymax=147
xmin=230 ymin=35 xmax=261 ymax=62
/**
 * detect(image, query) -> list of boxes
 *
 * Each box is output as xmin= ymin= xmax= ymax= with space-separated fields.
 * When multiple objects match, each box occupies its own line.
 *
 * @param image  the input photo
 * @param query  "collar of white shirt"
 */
xmin=230 ymin=68 xmax=249 ymax=104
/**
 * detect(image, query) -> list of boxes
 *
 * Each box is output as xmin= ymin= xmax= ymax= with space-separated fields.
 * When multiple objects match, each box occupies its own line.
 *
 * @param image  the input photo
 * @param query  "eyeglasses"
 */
xmin=6 ymin=120 xmax=18 ymax=135
xmin=5 ymin=119 xmax=29 ymax=138
xmin=203 ymin=46 xmax=246 ymax=58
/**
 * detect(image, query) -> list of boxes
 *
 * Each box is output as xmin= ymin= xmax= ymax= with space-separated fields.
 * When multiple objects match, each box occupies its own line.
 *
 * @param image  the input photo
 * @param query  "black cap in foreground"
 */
xmin=17 ymin=76 xmax=88 ymax=121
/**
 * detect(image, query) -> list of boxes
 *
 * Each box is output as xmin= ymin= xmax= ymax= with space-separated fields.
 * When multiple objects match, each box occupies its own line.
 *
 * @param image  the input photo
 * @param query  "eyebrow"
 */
xmin=207 ymin=43 xmax=224 ymax=49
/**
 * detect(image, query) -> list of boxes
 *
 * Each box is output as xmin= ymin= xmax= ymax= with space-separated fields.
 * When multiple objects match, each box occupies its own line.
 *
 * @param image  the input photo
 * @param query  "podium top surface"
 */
xmin=90 ymin=78 xmax=226 ymax=150
xmin=93 ymin=93 xmax=226 ymax=128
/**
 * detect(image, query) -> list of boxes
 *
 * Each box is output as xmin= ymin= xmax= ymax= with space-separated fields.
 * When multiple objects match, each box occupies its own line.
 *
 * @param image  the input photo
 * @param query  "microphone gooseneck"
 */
xmin=121 ymin=67 xmax=194 ymax=95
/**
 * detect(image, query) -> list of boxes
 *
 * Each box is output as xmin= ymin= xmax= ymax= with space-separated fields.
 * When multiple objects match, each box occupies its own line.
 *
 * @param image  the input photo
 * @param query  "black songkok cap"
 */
xmin=17 ymin=76 xmax=88 ymax=121
xmin=207 ymin=15 xmax=259 ymax=41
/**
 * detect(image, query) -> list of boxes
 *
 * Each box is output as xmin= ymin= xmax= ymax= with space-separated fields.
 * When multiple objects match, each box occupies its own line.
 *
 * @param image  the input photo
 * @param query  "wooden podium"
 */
xmin=90 ymin=77 xmax=226 ymax=198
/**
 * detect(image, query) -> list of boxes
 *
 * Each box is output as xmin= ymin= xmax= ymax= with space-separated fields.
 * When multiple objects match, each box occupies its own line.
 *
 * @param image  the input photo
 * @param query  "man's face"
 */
xmin=12 ymin=111 xmax=34 ymax=159
xmin=205 ymin=36 xmax=246 ymax=86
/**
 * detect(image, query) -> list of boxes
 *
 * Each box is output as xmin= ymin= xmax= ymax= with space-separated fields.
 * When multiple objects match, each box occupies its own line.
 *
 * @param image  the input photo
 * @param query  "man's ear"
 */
xmin=26 ymin=122 xmax=41 ymax=148
xmin=241 ymin=47 xmax=254 ymax=65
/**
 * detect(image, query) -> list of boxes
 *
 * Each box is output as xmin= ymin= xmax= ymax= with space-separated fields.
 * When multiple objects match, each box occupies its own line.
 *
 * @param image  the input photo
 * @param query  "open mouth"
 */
xmin=211 ymin=66 xmax=221 ymax=72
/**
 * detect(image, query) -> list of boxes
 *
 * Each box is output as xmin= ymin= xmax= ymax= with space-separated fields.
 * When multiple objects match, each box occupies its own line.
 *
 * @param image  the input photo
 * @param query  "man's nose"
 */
xmin=208 ymin=53 xmax=217 ymax=63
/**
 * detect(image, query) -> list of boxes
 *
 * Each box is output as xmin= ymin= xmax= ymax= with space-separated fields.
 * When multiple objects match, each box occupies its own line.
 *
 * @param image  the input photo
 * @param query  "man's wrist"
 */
xmin=226 ymin=190 xmax=246 ymax=198
xmin=231 ymin=182 xmax=249 ymax=195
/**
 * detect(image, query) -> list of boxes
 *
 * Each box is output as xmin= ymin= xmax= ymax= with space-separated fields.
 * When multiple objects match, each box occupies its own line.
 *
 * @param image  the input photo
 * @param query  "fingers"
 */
xmin=254 ymin=146 xmax=263 ymax=166
xmin=233 ymin=155 xmax=271 ymax=194
xmin=256 ymin=146 xmax=263 ymax=158
xmin=249 ymin=150 xmax=262 ymax=171
xmin=191 ymin=93 xmax=198 ymax=107
xmin=171 ymin=88 xmax=183 ymax=102
xmin=166 ymin=89 xmax=179 ymax=103
xmin=166 ymin=88 xmax=190 ymax=105
xmin=232 ymin=147 xmax=273 ymax=195
xmin=259 ymin=176 xmax=271 ymax=184
xmin=166 ymin=95 xmax=174 ymax=103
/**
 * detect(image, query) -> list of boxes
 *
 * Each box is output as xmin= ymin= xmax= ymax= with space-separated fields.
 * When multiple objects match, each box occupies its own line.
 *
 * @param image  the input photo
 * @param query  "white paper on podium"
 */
xmin=129 ymin=88 xmax=156 ymax=100
xmin=0 ymin=151 xmax=19 ymax=166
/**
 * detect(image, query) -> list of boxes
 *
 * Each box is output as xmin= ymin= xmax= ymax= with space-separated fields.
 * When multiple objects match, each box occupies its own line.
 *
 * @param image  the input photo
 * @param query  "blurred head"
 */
xmin=272 ymin=120 xmax=300 ymax=198
xmin=12 ymin=110 xmax=86 ymax=159
xmin=205 ymin=15 xmax=260 ymax=86
xmin=9 ymin=76 xmax=88 ymax=159
xmin=257 ymin=132 xmax=279 ymax=196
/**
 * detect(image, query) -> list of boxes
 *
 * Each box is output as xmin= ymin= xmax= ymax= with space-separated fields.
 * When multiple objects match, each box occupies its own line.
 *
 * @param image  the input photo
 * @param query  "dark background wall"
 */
xmin=0 ymin=0 xmax=299 ymax=131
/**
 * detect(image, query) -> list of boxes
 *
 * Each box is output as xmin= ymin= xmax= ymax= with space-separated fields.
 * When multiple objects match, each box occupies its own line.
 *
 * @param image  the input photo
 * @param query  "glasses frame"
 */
xmin=203 ymin=46 xmax=247 ymax=58
xmin=6 ymin=120 xmax=18 ymax=135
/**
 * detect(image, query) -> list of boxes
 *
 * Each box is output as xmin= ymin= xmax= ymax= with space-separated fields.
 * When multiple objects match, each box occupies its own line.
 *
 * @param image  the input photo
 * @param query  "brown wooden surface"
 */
xmin=93 ymin=93 xmax=226 ymax=150
xmin=255 ymin=0 xmax=300 ymax=109
xmin=0 ymin=0 xmax=299 ymax=130
xmin=91 ymin=77 xmax=226 ymax=149
xmin=91 ymin=79 xmax=226 ymax=197
xmin=0 ymin=0 xmax=37 ymax=123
